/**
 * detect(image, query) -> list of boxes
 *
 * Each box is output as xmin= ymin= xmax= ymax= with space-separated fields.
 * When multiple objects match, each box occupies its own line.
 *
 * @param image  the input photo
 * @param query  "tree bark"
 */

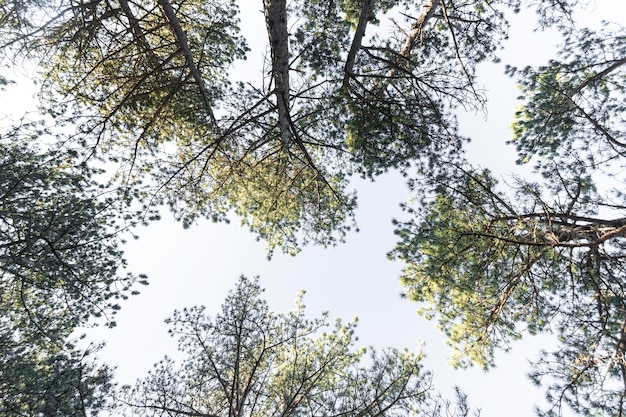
xmin=343 ymin=0 xmax=376 ymax=89
xmin=399 ymin=0 xmax=441 ymax=59
xmin=380 ymin=0 xmax=441 ymax=85
xmin=118 ymin=0 xmax=153 ymax=55
xmin=618 ymin=317 xmax=626 ymax=397
xmin=543 ymin=216 xmax=626 ymax=245
xmin=263 ymin=0 xmax=291 ymax=146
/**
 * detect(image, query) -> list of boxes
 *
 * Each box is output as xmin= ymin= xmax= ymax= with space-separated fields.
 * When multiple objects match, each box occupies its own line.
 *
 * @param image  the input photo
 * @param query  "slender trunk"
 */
xmin=398 ymin=0 xmax=441 ymax=59
xmin=158 ymin=0 xmax=217 ymax=125
xmin=118 ymin=0 xmax=153 ymax=55
xmin=263 ymin=0 xmax=291 ymax=145
xmin=343 ymin=0 xmax=375 ymax=89
xmin=385 ymin=0 xmax=440 ymax=80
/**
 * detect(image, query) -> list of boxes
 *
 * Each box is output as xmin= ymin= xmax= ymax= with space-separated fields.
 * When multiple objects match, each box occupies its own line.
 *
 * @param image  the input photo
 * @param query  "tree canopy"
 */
xmin=120 ymin=276 xmax=472 ymax=417
xmin=0 ymin=130 xmax=147 ymax=337
xmin=0 ymin=0 xmax=520 ymax=254
xmin=391 ymin=16 xmax=626 ymax=417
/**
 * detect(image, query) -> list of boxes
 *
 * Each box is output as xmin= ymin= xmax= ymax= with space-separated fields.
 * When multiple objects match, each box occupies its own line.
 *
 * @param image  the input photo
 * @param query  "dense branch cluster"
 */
xmin=0 ymin=130 xmax=146 ymax=415
xmin=391 ymin=25 xmax=626 ymax=412
xmin=1 ymin=0 xmax=512 ymax=254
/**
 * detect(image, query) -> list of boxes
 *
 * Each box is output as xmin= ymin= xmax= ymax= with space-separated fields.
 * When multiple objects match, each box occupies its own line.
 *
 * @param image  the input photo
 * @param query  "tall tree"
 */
xmin=0 ymin=0 xmax=519 ymax=254
xmin=391 ymin=20 xmax=626 ymax=417
xmin=0 ymin=124 xmax=148 ymax=415
xmin=120 ymin=275 xmax=473 ymax=417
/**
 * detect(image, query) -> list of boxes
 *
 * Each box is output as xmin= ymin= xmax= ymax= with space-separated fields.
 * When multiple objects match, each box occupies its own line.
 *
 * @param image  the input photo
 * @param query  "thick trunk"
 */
xmin=263 ymin=0 xmax=291 ymax=145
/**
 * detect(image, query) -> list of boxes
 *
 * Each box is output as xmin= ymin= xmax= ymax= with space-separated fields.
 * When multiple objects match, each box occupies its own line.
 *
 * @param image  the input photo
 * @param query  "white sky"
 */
xmin=1 ymin=1 xmax=623 ymax=416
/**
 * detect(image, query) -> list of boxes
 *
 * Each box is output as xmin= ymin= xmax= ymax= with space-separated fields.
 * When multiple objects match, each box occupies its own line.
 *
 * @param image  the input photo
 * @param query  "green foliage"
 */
xmin=0 ymin=337 xmax=114 ymax=417
xmin=508 ymin=25 xmax=626 ymax=176
xmin=0 ymin=132 xmax=148 ymax=337
xmin=4 ymin=0 xmax=625 ymax=415
xmin=121 ymin=276 xmax=471 ymax=417
xmin=144 ymin=83 xmax=358 ymax=256
xmin=393 ymin=168 xmax=543 ymax=368
xmin=342 ymin=86 xmax=462 ymax=177
xmin=336 ymin=0 xmax=396 ymax=28
xmin=393 ymin=10 xmax=626 ymax=415
xmin=394 ymin=157 xmax=626 ymax=414
xmin=0 ymin=0 xmax=519 ymax=254
xmin=0 ymin=128 xmax=147 ymax=415
xmin=292 ymin=1 xmax=352 ymax=77
xmin=0 ymin=73 xmax=11 ymax=89
xmin=340 ymin=0 xmax=514 ymax=177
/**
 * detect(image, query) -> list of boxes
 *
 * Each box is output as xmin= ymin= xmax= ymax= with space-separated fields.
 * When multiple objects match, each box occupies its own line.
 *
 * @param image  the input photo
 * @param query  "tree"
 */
xmin=120 ymin=275 xmax=473 ymax=417
xmin=0 ymin=126 xmax=148 ymax=337
xmin=0 ymin=0 xmax=518 ymax=254
xmin=0 ymin=124 xmax=148 ymax=415
xmin=391 ymin=19 xmax=626 ymax=417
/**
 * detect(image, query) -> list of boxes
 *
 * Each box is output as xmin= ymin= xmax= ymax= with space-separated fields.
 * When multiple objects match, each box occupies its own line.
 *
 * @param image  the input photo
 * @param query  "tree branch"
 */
xmin=572 ymin=55 xmax=626 ymax=96
xmin=398 ymin=0 xmax=441 ymax=59
xmin=158 ymin=0 xmax=217 ymax=125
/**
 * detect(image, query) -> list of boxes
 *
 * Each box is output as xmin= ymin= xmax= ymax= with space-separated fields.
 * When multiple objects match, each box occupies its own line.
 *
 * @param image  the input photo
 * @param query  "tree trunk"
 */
xmin=343 ymin=0 xmax=375 ymax=89
xmin=263 ymin=0 xmax=291 ymax=146
xmin=158 ymin=0 xmax=217 ymax=124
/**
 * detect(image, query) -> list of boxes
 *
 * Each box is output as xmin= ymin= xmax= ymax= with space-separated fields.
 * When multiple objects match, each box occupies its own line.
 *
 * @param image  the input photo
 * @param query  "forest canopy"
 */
xmin=1 ymin=0 xmax=625 ymax=416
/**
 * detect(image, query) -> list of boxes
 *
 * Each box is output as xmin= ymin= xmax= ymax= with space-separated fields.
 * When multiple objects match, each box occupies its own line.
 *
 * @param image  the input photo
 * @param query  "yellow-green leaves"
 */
xmin=1 ymin=0 xmax=513 ymax=255
xmin=392 ymin=167 xmax=563 ymax=370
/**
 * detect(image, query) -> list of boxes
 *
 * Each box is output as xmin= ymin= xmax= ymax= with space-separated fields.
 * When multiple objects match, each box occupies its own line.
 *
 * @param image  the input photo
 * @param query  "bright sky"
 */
xmin=1 ymin=1 xmax=623 ymax=416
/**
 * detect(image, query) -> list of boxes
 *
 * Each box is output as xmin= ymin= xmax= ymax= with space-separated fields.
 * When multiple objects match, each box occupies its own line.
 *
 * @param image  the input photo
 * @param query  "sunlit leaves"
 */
xmin=392 ymin=159 xmax=626 ymax=400
xmin=394 ymin=168 xmax=542 ymax=368
xmin=0 ymin=0 xmax=525 ymax=254
xmin=394 ymin=13 xmax=626 ymax=413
